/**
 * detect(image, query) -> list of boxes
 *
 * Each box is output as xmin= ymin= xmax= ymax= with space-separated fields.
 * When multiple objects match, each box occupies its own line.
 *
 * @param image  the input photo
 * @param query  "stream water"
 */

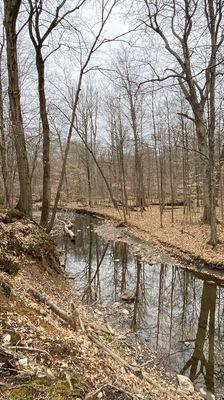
xmin=57 ymin=214 xmax=224 ymax=399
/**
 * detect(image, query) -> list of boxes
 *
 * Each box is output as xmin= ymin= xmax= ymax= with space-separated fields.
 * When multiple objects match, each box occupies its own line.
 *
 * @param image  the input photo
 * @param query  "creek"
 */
xmin=57 ymin=213 xmax=224 ymax=399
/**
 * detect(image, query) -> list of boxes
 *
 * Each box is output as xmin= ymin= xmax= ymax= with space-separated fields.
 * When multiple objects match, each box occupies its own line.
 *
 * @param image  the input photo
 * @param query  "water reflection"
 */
xmin=180 ymin=282 xmax=216 ymax=393
xmin=57 ymin=214 xmax=224 ymax=398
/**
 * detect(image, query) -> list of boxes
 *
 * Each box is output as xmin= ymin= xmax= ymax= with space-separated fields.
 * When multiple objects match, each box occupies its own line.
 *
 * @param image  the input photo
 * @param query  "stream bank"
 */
xmin=0 ymin=209 xmax=200 ymax=400
xmin=56 ymin=211 xmax=224 ymax=399
xmin=72 ymin=206 xmax=224 ymax=280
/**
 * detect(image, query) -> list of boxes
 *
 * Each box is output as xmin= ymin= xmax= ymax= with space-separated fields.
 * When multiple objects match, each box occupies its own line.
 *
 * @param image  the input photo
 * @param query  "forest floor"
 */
xmin=0 ymin=209 xmax=202 ymax=400
xmin=66 ymin=203 xmax=224 ymax=272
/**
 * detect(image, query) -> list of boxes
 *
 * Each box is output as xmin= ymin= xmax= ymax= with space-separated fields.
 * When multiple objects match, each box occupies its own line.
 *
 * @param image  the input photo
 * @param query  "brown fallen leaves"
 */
xmin=0 ymin=210 xmax=201 ymax=400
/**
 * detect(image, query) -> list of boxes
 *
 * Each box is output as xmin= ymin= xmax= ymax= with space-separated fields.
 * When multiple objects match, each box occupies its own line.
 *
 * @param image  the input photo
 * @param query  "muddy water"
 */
xmin=57 ymin=214 xmax=224 ymax=398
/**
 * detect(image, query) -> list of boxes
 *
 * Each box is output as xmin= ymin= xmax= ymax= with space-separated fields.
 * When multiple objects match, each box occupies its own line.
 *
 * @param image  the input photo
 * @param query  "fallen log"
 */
xmin=87 ymin=333 xmax=140 ymax=374
xmin=28 ymin=288 xmax=77 ymax=330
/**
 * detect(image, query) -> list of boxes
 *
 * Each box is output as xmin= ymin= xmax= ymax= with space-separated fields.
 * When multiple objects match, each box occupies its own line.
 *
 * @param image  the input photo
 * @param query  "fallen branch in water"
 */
xmin=64 ymin=224 xmax=75 ymax=240
xmin=56 ymin=216 xmax=75 ymax=240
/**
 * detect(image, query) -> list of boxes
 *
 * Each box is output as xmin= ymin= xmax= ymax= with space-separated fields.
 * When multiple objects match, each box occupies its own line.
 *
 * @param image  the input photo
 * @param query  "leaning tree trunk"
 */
xmin=3 ymin=0 xmax=32 ymax=216
xmin=36 ymin=51 xmax=51 ymax=227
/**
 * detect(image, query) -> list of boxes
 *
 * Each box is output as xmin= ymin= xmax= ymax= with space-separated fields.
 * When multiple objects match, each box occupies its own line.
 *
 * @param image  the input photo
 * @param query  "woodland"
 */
xmin=1 ymin=2 xmax=224 ymax=399
xmin=1 ymin=1 xmax=224 ymax=247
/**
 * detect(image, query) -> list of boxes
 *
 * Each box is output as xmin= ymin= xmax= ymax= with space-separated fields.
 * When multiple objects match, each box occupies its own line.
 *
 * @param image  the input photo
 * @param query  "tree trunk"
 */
xmin=3 ymin=0 xmax=32 ymax=216
xmin=195 ymin=120 xmax=210 ymax=223
xmin=36 ymin=51 xmax=51 ymax=227
xmin=0 ymin=43 xmax=11 ymax=207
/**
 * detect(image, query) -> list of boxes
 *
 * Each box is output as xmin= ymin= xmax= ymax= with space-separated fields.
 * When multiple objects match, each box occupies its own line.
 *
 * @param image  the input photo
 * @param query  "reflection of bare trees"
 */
xmin=180 ymin=282 xmax=216 ymax=393
xmin=82 ymin=239 xmax=109 ymax=303
xmin=131 ymin=258 xmax=142 ymax=330
xmin=156 ymin=264 xmax=165 ymax=347
xmin=121 ymin=244 xmax=128 ymax=293
xmin=58 ymin=215 xmax=224 ymax=396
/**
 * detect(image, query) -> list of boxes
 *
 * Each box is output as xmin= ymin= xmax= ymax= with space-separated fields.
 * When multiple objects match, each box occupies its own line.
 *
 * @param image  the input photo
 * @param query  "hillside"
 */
xmin=0 ymin=210 xmax=202 ymax=400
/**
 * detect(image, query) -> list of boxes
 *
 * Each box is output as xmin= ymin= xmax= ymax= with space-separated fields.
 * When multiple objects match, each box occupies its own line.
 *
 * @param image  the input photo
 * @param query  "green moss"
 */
xmin=6 ymin=209 xmax=25 ymax=220
xmin=2 ymin=379 xmax=88 ymax=399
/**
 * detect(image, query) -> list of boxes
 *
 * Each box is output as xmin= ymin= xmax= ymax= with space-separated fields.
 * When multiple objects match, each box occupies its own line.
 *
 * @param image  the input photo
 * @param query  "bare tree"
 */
xmin=116 ymin=55 xmax=145 ymax=209
xmin=3 ymin=0 xmax=32 ymax=216
xmin=0 ymin=34 xmax=10 ymax=207
xmin=47 ymin=0 xmax=121 ymax=232
xmin=27 ymin=0 xmax=88 ymax=227
xmin=140 ymin=0 xmax=224 ymax=235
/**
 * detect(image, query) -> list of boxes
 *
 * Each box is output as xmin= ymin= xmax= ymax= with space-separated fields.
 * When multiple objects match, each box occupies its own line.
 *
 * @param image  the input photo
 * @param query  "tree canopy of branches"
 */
xmin=1 ymin=0 xmax=224 ymax=246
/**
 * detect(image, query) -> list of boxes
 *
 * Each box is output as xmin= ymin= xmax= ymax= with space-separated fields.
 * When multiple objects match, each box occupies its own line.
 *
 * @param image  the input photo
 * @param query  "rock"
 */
xmin=177 ymin=374 xmax=194 ymax=394
xmin=199 ymin=388 xmax=215 ymax=400
xmin=84 ymin=395 xmax=92 ymax=400
xmin=112 ymin=302 xmax=121 ymax=308
xmin=122 ymin=309 xmax=130 ymax=316
xmin=121 ymin=290 xmax=135 ymax=302
xmin=18 ymin=357 xmax=28 ymax=368
xmin=2 ymin=334 xmax=11 ymax=346
xmin=6 ymin=330 xmax=21 ymax=346
xmin=94 ymin=310 xmax=103 ymax=315
xmin=46 ymin=368 xmax=55 ymax=378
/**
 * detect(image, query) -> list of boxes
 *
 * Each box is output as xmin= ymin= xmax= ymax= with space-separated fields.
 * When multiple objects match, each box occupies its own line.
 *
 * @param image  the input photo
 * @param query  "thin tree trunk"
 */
xmin=0 ymin=40 xmax=10 ymax=207
xmin=207 ymin=0 xmax=217 ymax=245
xmin=166 ymin=100 xmax=174 ymax=223
xmin=35 ymin=52 xmax=51 ymax=227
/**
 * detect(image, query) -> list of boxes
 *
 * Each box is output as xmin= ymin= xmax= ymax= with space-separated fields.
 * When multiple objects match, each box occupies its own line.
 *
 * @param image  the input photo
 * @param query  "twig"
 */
xmin=78 ymin=313 xmax=85 ymax=332
xmin=87 ymin=333 xmax=189 ymax=399
xmin=87 ymin=332 xmax=141 ymax=374
xmin=8 ymin=346 xmax=51 ymax=357
xmin=28 ymin=288 xmax=77 ymax=330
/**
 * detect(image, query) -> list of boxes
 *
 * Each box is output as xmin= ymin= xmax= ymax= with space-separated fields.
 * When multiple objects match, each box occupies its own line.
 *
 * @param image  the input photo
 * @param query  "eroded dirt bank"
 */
xmin=0 ymin=209 xmax=202 ymax=399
